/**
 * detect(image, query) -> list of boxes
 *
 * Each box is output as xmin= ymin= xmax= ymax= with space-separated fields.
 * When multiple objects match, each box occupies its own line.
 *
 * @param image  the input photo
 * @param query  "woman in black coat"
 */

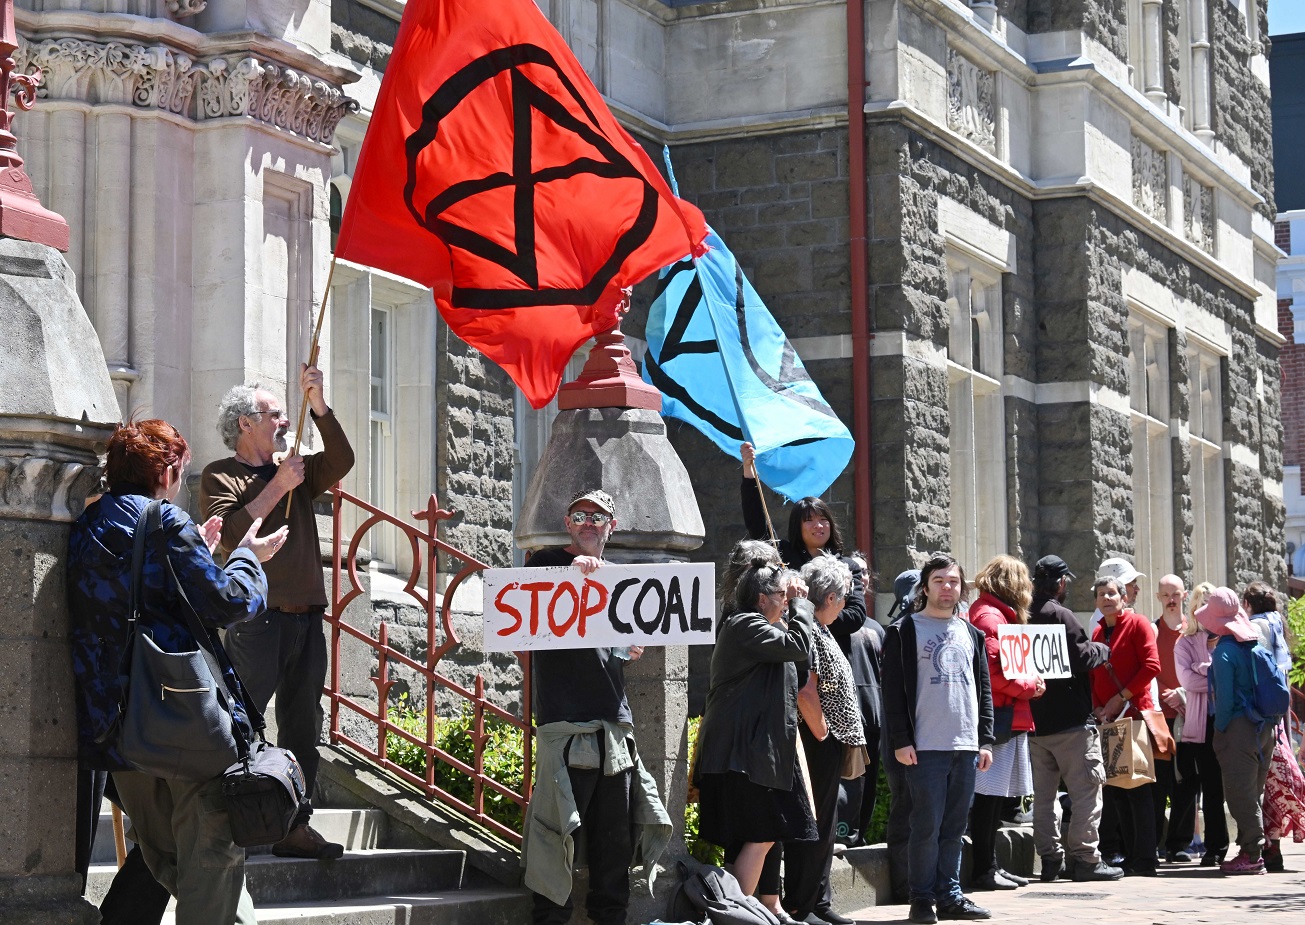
xmin=696 ymin=542 xmax=817 ymax=907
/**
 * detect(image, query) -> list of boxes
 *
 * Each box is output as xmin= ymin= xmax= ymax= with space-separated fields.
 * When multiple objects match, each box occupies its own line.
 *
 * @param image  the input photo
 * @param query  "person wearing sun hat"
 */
xmin=1195 ymin=587 xmax=1276 ymax=875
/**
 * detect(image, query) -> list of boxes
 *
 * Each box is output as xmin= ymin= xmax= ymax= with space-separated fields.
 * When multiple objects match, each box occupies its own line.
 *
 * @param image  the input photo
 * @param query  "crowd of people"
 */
xmin=65 ymin=399 xmax=1305 ymax=925
xmin=685 ymin=488 xmax=1305 ymax=925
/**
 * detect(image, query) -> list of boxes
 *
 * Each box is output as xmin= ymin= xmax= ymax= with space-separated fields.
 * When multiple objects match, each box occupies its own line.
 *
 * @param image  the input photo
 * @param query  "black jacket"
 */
xmin=696 ymin=599 xmax=815 ymax=790
xmin=846 ymin=621 xmax=885 ymax=738
xmin=882 ymin=613 xmax=994 ymax=753
xmin=740 ymin=476 xmax=867 ymax=653
xmin=1027 ymin=595 xmax=1111 ymax=737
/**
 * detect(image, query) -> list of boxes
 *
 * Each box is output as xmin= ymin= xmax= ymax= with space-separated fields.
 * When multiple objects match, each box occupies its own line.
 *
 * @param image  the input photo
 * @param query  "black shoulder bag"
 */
xmin=119 ymin=501 xmax=306 ymax=846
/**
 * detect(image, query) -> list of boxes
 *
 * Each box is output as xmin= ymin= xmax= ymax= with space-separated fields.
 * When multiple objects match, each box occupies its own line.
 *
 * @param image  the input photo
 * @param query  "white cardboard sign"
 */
xmin=482 ymin=562 xmax=716 ymax=652
xmin=996 ymin=623 xmax=1072 ymax=680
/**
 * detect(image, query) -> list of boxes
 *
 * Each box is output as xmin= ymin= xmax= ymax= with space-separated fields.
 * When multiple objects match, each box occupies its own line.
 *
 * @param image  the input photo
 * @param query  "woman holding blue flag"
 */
xmin=739 ymin=442 xmax=868 ymax=650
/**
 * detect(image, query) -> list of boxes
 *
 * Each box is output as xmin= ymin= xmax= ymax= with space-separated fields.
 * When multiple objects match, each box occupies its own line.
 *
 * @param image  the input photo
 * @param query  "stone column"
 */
xmin=1141 ymin=0 xmax=1167 ymax=108
xmin=1189 ymin=0 xmax=1214 ymax=144
xmin=0 ymin=238 xmax=119 ymax=925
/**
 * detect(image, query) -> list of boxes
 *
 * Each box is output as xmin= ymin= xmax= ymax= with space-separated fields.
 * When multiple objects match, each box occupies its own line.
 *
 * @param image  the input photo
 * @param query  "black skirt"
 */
xmin=698 ymin=757 xmax=818 ymax=847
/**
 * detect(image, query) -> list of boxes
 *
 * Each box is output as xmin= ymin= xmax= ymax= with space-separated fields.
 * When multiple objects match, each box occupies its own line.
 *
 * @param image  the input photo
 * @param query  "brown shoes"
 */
xmin=271 ymin=823 xmax=344 ymax=860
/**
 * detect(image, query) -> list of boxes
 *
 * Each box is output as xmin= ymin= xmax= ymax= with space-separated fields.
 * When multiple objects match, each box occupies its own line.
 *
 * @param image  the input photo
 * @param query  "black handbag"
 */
xmin=116 ymin=501 xmax=242 ymax=781
xmin=222 ymin=738 xmax=307 ymax=847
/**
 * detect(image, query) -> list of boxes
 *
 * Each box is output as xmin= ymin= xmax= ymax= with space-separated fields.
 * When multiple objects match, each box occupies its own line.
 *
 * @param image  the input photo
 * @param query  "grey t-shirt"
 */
xmin=911 ymin=613 xmax=979 ymax=752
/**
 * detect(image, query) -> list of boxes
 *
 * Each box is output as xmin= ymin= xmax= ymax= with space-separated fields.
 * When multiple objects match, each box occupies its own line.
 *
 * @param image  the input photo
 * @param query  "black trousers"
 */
xmin=968 ymin=793 xmax=1005 ymax=877
xmin=884 ymin=737 xmax=912 ymax=903
xmin=532 ymin=763 xmax=634 ymax=925
xmin=1102 ymin=782 xmax=1157 ymax=872
xmin=75 ymin=768 xmax=171 ymax=925
xmin=1176 ymin=738 xmax=1229 ymax=857
xmin=224 ymin=609 xmax=328 ymax=827
xmin=1152 ymin=718 xmax=1197 ymax=854
xmin=783 ymin=725 xmax=846 ymax=917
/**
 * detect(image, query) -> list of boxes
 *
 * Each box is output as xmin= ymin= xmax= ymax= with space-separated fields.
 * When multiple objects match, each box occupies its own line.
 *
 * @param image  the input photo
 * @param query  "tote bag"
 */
xmin=1100 ymin=716 xmax=1155 ymax=789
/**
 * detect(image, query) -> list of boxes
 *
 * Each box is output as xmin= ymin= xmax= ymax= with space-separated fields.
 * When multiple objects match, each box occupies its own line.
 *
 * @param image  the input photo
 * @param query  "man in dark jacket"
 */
xmin=1026 ymin=555 xmax=1123 ymax=883
xmin=883 ymin=554 xmax=994 ymax=925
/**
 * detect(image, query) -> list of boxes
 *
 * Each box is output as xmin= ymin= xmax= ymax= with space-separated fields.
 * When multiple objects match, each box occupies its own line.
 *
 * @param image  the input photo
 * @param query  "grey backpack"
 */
xmin=664 ymin=858 xmax=781 ymax=925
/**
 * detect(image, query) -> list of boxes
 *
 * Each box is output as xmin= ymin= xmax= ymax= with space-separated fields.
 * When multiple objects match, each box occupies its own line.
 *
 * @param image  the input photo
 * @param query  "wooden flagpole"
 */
xmin=285 ymin=256 xmax=339 ymax=517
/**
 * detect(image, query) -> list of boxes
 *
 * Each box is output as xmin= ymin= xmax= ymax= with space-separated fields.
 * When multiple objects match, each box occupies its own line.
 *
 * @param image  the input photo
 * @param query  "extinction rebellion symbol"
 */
xmin=402 ymin=44 xmax=658 ymax=309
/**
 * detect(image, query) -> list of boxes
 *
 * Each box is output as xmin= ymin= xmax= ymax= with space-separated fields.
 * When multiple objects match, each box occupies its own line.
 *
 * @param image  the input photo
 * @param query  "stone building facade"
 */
xmin=16 ymin=0 xmax=1284 ymax=623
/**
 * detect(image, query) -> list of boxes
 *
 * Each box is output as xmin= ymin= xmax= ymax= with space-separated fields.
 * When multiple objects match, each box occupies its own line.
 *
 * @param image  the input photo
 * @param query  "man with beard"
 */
xmin=201 ymin=364 xmax=354 ymax=859
xmin=1026 ymin=556 xmax=1122 ymax=882
xmin=522 ymin=489 xmax=670 ymax=925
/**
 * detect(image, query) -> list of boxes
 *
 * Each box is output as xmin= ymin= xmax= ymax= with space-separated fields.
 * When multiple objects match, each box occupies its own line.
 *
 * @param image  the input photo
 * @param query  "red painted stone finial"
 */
xmin=0 ymin=0 xmax=69 ymax=251
xmin=557 ymin=289 xmax=663 ymax=411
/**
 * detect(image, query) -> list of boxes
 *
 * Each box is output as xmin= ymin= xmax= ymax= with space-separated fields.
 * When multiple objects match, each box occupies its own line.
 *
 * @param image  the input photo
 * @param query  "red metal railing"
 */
xmin=323 ymin=485 xmax=533 ymax=845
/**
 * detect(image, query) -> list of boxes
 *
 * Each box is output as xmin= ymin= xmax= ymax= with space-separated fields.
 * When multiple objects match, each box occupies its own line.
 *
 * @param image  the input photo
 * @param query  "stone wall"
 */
xmin=1210 ymin=0 xmax=1275 ymax=218
xmin=434 ymin=326 xmax=517 ymax=574
xmin=1025 ymin=0 xmax=1128 ymax=62
xmin=331 ymin=0 xmax=397 ymax=72
xmin=866 ymin=122 xmax=1038 ymax=579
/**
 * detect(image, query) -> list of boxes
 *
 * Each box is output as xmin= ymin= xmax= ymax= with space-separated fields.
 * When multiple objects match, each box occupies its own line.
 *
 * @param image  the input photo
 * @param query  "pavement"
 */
xmin=846 ymin=838 xmax=1305 ymax=925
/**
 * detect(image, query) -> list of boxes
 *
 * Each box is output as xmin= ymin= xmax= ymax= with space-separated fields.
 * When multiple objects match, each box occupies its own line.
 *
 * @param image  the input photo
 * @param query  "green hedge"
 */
xmin=386 ymin=695 xmax=526 ymax=833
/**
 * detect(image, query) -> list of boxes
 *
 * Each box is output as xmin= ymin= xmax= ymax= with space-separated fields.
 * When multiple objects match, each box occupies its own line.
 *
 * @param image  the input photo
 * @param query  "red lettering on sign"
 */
xmin=579 ymin=579 xmax=608 ymax=638
xmin=494 ymin=582 xmax=523 ymax=636
xmin=520 ymin=582 xmax=554 ymax=635
xmin=548 ymin=582 xmax=581 ymax=636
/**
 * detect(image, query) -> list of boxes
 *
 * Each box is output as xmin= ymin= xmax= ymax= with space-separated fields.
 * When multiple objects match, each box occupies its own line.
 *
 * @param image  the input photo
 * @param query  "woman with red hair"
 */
xmin=68 ymin=420 xmax=287 ymax=925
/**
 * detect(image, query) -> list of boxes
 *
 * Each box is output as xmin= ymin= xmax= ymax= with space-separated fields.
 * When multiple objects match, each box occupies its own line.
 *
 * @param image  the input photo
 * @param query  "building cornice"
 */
xmin=13 ymin=28 xmax=359 ymax=145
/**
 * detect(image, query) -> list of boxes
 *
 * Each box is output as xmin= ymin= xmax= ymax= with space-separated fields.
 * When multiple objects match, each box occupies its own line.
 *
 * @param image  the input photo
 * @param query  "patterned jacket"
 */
xmin=68 ymin=488 xmax=268 ymax=771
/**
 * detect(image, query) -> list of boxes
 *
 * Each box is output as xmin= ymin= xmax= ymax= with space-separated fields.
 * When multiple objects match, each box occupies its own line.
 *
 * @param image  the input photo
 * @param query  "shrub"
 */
xmin=386 ymin=694 xmax=526 ymax=833
xmin=684 ymin=715 xmax=725 ymax=865
xmin=1285 ymin=595 xmax=1305 ymax=690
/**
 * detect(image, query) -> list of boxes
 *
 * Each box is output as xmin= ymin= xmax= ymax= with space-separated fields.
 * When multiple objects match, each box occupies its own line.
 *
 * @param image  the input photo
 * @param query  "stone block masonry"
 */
xmin=1211 ymin=0 xmax=1275 ymax=218
xmin=435 ymin=324 xmax=516 ymax=575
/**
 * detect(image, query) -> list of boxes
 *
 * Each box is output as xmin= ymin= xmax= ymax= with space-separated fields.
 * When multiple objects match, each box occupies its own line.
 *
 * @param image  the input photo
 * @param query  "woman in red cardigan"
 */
xmin=1090 ymin=575 xmax=1161 ymax=876
xmin=968 ymin=555 xmax=1046 ymax=891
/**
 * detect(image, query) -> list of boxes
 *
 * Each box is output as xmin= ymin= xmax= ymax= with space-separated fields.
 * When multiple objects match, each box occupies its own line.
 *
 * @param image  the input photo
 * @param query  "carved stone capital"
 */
xmin=166 ymin=0 xmax=208 ymax=18
xmin=15 ymin=35 xmax=357 ymax=145
xmin=0 ymin=453 xmax=101 ymax=522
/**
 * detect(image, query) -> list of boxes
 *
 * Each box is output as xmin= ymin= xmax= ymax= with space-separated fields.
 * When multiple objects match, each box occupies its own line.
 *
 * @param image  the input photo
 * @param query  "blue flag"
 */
xmin=641 ymin=226 xmax=854 ymax=501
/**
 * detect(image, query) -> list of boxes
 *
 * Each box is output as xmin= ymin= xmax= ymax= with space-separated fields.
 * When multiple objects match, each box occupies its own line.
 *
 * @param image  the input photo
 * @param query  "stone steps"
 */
xmin=165 ymin=887 xmax=533 ymax=925
xmin=86 ymin=848 xmax=465 ymax=907
xmin=90 ymin=806 xmax=388 ymax=865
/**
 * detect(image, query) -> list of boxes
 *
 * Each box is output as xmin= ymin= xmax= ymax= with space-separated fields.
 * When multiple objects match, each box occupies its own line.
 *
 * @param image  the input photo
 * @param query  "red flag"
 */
xmin=335 ymin=0 xmax=707 ymax=408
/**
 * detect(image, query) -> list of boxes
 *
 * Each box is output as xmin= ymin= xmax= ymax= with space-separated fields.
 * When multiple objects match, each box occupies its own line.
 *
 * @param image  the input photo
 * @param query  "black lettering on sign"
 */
xmin=665 ymin=576 xmax=688 ymax=633
xmin=607 ymin=578 xmax=639 ymax=635
xmin=689 ymin=577 xmax=712 ymax=631
xmin=633 ymin=580 xmax=666 ymax=634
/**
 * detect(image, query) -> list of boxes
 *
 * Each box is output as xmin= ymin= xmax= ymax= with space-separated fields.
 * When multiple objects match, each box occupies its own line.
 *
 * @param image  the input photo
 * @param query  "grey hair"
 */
xmin=801 ymin=554 xmax=851 ymax=608
xmin=720 ymin=540 xmax=782 ymax=618
xmin=1092 ymin=576 xmax=1124 ymax=597
xmin=216 ymin=382 xmax=273 ymax=450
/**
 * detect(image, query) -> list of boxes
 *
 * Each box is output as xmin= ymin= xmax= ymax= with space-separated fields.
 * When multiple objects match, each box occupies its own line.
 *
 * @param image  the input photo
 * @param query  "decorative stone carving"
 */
xmin=0 ymin=455 xmax=99 ymax=522
xmin=1131 ymin=134 xmax=1168 ymax=224
xmin=1184 ymin=174 xmax=1214 ymax=254
xmin=166 ymin=0 xmax=207 ymax=18
xmin=947 ymin=48 xmax=996 ymax=153
xmin=14 ymin=36 xmax=358 ymax=145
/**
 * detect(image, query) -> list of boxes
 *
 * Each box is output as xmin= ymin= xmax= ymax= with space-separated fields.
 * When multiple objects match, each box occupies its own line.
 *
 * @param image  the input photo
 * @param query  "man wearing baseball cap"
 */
xmin=1026 ymin=555 xmax=1122 ymax=882
xmin=520 ymin=489 xmax=670 ymax=925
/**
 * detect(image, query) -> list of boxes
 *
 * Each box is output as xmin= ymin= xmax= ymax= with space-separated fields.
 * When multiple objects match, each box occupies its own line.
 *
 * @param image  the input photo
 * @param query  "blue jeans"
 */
xmin=905 ymin=750 xmax=978 ymax=904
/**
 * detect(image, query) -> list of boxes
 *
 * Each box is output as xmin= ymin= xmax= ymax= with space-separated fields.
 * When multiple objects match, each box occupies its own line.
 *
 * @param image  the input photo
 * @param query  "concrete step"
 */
xmin=91 ymin=807 xmax=389 ymax=864
xmin=86 ymin=848 xmax=465 ymax=906
xmin=159 ymin=887 xmax=534 ymax=925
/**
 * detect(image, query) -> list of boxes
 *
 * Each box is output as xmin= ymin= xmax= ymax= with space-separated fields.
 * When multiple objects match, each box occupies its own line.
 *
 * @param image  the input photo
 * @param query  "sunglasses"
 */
xmin=568 ymin=511 xmax=612 ymax=526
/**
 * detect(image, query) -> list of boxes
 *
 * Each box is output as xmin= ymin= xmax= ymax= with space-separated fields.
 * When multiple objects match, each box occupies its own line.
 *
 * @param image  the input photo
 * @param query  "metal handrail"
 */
xmin=323 ymin=485 xmax=533 ymax=844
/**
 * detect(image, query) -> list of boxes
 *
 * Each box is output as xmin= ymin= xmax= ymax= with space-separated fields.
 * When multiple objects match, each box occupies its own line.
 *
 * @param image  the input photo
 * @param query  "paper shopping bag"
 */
xmin=1101 ymin=716 xmax=1156 ymax=788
